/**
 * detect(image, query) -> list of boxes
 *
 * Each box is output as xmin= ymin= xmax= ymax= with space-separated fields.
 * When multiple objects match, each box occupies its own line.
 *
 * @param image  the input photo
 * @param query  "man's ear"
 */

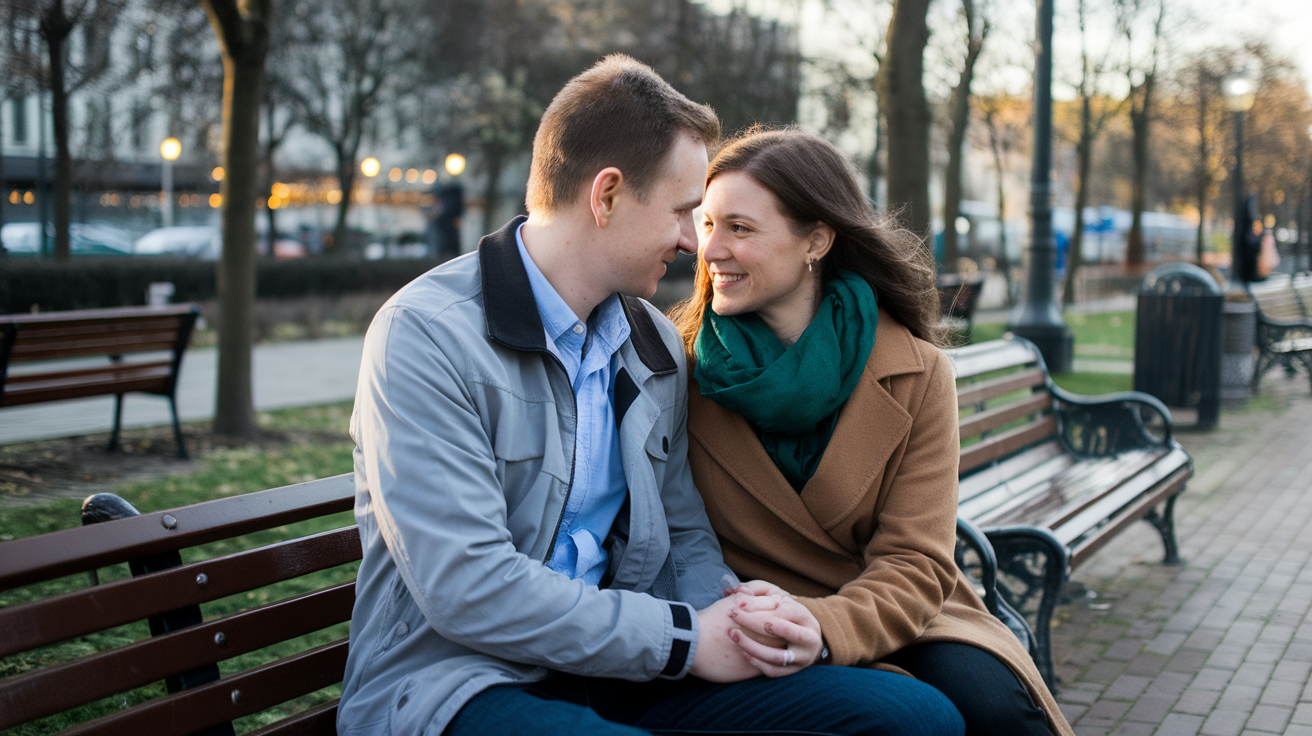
xmin=807 ymin=222 xmax=836 ymax=262
xmin=590 ymin=167 xmax=625 ymax=228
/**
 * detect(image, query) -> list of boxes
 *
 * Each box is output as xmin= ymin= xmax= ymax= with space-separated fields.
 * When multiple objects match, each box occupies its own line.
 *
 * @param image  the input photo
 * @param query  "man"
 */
xmin=340 ymin=55 xmax=962 ymax=736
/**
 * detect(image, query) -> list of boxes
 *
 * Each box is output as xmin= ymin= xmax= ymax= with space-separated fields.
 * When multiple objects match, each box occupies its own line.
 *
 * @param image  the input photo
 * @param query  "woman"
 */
xmin=671 ymin=127 xmax=1073 ymax=736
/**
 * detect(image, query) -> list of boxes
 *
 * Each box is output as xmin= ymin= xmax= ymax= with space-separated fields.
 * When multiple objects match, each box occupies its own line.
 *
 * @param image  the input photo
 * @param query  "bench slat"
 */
xmin=1 ymin=364 xmax=174 ymax=406
xmin=1068 ymin=464 xmax=1191 ymax=568
xmin=958 ymin=415 xmax=1058 ymax=474
xmin=958 ymin=391 xmax=1052 ymax=441
xmin=9 ymin=332 xmax=186 ymax=362
xmin=958 ymin=440 xmax=1067 ymax=503
xmin=1048 ymin=448 xmax=1192 ymax=548
xmin=947 ymin=340 xmax=1038 ymax=380
xmin=0 ymin=305 xmax=199 ymax=326
xmin=0 ymin=526 xmax=360 ymax=657
xmin=956 ymin=367 xmax=1047 ymax=408
xmin=246 ymin=700 xmax=339 ymax=736
xmin=0 ymin=474 xmax=356 ymax=591
xmin=958 ymin=448 xmax=1072 ymax=518
xmin=59 ymin=639 xmax=349 ymax=736
xmin=974 ymin=449 xmax=1167 ymax=530
xmin=0 ymin=583 xmax=355 ymax=729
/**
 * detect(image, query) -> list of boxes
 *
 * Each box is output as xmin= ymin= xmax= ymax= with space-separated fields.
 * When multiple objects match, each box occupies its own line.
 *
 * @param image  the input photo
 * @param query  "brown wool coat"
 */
xmin=687 ymin=311 xmax=1073 ymax=736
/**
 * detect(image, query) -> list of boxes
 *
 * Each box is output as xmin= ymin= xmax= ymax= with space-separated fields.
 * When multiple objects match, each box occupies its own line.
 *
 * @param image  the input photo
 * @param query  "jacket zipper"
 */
xmin=541 ymin=350 xmax=578 ymax=565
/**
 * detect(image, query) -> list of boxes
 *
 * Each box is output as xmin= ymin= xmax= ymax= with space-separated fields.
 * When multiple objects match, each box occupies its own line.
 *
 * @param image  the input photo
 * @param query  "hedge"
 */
xmin=0 ymin=257 xmax=445 ymax=314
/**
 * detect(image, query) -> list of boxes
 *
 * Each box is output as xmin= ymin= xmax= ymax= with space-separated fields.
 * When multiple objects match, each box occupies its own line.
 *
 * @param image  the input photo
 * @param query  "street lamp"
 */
xmin=361 ymin=158 xmax=381 ymax=178
xmin=1223 ymin=71 xmax=1257 ymax=283
xmin=160 ymin=137 xmax=181 ymax=228
xmin=445 ymin=153 xmax=466 ymax=176
xmin=1006 ymin=0 xmax=1073 ymax=372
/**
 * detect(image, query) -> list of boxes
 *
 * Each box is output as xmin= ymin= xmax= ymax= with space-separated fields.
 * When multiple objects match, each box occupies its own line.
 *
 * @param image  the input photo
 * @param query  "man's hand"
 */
xmin=689 ymin=594 xmax=769 ymax=682
xmin=726 ymin=581 xmax=826 ymax=677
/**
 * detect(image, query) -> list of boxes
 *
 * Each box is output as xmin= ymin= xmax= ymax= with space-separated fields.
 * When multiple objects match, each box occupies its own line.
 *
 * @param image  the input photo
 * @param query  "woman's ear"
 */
xmin=806 ymin=222 xmax=836 ymax=262
xmin=590 ymin=167 xmax=624 ymax=228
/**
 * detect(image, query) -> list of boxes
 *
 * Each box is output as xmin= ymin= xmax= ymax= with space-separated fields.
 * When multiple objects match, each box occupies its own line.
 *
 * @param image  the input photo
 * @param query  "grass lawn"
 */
xmin=966 ymin=310 xmax=1135 ymax=397
xmin=0 ymin=402 xmax=357 ymax=736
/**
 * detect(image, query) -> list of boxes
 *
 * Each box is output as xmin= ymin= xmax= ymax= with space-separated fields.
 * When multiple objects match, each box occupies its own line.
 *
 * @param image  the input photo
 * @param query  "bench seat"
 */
xmin=1249 ymin=273 xmax=1312 ymax=391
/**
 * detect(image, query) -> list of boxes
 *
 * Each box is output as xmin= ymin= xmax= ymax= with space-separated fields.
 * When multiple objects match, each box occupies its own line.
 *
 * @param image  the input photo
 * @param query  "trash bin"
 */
xmin=1220 ymin=298 xmax=1256 ymax=401
xmin=1134 ymin=264 xmax=1223 ymax=428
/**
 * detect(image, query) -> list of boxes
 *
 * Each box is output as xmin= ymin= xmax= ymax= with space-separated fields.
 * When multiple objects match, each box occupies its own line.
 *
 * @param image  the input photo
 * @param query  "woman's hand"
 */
xmin=690 ymin=593 xmax=775 ymax=683
xmin=727 ymin=582 xmax=826 ymax=677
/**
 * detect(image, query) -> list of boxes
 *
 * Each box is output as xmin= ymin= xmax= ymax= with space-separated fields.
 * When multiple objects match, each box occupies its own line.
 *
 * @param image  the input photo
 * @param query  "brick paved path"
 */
xmin=1051 ymin=376 xmax=1312 ymax=736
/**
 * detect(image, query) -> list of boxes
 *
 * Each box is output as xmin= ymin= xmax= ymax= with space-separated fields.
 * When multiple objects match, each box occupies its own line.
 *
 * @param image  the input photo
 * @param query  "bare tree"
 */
xmin=940 ymin=0 xmax=990 ymax=270
xmin=202 ymin=0 xmax=271 ymax=440
xmin=1120 ymin=0 xmax=1167 ymax=266
xmin=1061 ymin=0 xmax=1126 ymax=306
xmin=974 ymin=92 xmax=1030 ymax=305
xmin=878 ymin=0 xmax=933 ymax=238
xmin=33 ymin=0 xmax=123 ymax=261
xmin=0 ymin=4 xmax=44 ymax=246
xmin=280 ymin=0 xmax=425 ymax=257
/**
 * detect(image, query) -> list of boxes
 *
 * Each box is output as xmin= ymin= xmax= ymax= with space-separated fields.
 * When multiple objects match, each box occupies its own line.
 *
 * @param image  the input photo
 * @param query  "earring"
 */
xmin=808 ymin=260 xmax=813 ymax=273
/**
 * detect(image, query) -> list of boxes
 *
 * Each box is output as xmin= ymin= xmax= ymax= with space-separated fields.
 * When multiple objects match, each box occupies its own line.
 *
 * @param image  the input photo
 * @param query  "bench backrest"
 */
xmin=1249 ymin=273 xmax=1312 ymax=322
xmin=0 ymin=305 xmax=200 ymax=366
xmin=0 ymin=474 xmax=357 ymax=735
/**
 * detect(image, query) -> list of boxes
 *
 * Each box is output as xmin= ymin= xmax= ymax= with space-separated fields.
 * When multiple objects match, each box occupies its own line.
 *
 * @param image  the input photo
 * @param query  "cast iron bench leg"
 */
xmin=107 ymin=393 xmax=125 ymax=453
xmin=986 ymin=527 xmax=1069 ymax=693
xmin=81 ymin=493 xmax=235 ymax=736
xmin=1144 ymin=495 xmax=1182 ymax=565
xmin=170 ymin=395 xmax=188 ymax=459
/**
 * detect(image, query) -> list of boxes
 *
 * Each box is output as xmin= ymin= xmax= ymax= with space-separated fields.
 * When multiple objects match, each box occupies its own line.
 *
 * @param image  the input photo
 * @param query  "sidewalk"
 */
xmin=1051 ymin=375 xmax=1312 ymax=735
xmin=0 ymin=336 xmax=364 ymax=445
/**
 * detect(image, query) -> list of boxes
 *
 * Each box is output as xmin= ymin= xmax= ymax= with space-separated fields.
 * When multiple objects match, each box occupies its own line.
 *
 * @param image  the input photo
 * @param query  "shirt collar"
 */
xmin=516 ymin=222 xmax=583 ymax=345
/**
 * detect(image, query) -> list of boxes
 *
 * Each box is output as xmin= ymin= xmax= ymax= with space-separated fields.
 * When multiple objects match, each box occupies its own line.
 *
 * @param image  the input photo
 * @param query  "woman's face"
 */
xmin=699 ymin=171 xmax=831 ymax=334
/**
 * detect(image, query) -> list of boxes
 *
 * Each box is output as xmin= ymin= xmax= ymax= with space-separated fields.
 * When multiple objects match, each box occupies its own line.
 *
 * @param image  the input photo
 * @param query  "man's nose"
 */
xmin=677 ymin=213 xmax=698 ymax=255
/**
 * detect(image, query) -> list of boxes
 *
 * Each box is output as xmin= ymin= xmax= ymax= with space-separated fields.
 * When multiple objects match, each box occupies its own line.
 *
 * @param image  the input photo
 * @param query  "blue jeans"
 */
xmin=445 ymin=666 xmax=965 ymax=736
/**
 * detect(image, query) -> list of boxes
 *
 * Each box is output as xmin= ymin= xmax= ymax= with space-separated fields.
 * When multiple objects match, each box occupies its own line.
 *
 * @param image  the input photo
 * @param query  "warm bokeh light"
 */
xmin=326 ymin=190 xmax=343 ymax=204
xmin=212 ymin=166 xmax=225 ymax=181
xmin=422 ymin=169 xmax=437 ymax=184
xmin=271 ymin=182 xmax=291 ymax=199
xmin=23 ymin=191 xmax=35 ymax=205
xmin=179 ymin=194 xmax=190 ymax=207
xmin=160 ymin=137 xmax=182 ymax=161
xmin=268 ymin=197 xmax=282 ymax=210
xmin=361 ymin=158 xmax=381 ymax=177
xmin=406 ymin=168 xmax=419 ymax=183
xmin=9 ymin=191 xmax=19 ymax=205
xmin=445 ymin=153 xmax=466 ymax=176
xmin=389 ymin=167 xmax=403 ymax=182
xmin=209 ymin=193 xmax=223 ymax=208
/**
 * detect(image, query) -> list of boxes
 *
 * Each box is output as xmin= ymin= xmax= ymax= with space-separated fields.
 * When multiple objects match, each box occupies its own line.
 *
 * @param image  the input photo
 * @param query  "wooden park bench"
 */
xmin=1247 ymin=272 xmax=1312 ymax=391
xmin=936 ymin=271 xmax=986 ymax=341
xmin=0 ymin=474 xmax=358 ymax=735
xmin=946 ymin=336 xmax=1194 ymax=689
xmin=0 ymin=305 xmax=200 ymax=457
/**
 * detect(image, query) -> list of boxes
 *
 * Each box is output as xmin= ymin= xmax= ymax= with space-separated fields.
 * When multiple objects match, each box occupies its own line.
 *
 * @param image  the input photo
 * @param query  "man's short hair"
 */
xmin=525 ymin=55 xmax=721 ymax=214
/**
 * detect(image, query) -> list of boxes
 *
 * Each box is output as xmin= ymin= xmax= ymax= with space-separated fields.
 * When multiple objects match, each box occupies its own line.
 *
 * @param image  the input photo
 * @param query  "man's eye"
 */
xmin=731 ymin=224 xmax=747 ymax=233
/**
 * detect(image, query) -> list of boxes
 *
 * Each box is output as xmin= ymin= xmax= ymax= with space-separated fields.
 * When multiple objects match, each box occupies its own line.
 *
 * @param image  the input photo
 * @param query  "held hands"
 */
xmin=688 ymin=580 xmax=826 ymax=683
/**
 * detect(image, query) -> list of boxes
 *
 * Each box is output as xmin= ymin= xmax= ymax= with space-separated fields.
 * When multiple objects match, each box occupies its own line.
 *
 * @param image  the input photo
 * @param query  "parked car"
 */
xmin=132 ymin=226 xmax=222 ymax=258
xmin=1 ymin=222 xmax=135 ymax=256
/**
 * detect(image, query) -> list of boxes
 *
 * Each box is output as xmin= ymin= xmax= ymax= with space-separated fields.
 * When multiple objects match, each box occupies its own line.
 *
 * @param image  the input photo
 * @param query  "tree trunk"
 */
xmin=1063 ymin=105 xmax=1094 ymax=307
xmin=877 ymin=0 xmax=932 ymax=239
xmin=481 ymin=147 xmax=504 ymax=237
xmin=1125 ymin=73 xmax=1154 ymax=266
xmin=263 ymin=93 xmax=277 ymax=255
xmin=986 ymin=114 xmax=1014 ymax=305
xmin=868 ymin=112 xmax=887 ymax=208
xmin=43 ymin=2 xmax=72 ymax=263
xmin=211 ymin=38 xmax=268 ymax=439
xmin=941 ymin=22 xmax=983 ymax=271
xmin=331 ymin=150 xmax=355 ymax=258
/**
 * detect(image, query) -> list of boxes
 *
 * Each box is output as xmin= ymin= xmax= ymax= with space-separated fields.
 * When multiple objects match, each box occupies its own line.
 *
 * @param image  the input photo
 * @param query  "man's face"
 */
xmin=604 ymin=134 xmax=709 ymax=299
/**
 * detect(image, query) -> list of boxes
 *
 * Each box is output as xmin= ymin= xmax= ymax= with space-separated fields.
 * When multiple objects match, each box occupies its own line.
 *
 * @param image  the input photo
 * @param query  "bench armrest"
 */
xmin=955 ymin=517 xmax=999 ymax=616
xmin=1050 ymin=384 xmax=1174 ymax=456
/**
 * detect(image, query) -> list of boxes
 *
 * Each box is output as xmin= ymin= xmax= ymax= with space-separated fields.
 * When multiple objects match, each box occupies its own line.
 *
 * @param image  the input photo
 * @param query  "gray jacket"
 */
xmin=339 ymin=217 xmax=736 ymax=735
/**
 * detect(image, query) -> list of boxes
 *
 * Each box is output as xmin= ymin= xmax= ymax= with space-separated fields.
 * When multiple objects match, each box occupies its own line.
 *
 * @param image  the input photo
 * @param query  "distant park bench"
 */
xmin=0 ymin=305 xmax=199 ymax=457
xmin=1247 ymin=272 xmax=1312 ymax=391
xmin=946 ymin=336 xmax=1193 ymax=689
xmin=937 ymin=271 xmax=986 ymax=340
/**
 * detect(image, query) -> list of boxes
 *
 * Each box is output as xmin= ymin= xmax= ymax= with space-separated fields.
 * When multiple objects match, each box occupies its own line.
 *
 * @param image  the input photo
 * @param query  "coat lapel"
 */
xmin=689 ymin=310 xmax=926 ymax=552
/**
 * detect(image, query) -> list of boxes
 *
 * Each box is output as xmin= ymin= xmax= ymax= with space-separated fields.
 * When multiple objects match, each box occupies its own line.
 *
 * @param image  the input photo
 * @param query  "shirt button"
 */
xmin=572 ymin=324 xmax=585 ymax=335
xmin=394 ymin=621 xmax=409 ymax=638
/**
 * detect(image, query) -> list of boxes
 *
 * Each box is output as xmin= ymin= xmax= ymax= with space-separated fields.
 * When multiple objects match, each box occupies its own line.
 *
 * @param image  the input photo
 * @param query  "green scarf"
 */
xmin=694 ymin=270 xmax=878 ymax=490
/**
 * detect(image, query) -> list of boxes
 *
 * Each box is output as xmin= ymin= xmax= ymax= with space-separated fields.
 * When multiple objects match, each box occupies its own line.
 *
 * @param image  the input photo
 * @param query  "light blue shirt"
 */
xmin=516 ymin=224 xmax=631 ymax=586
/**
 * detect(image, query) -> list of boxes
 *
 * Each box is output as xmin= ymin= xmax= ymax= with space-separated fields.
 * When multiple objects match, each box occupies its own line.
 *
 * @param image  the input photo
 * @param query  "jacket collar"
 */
xmin=478 ymin=215 xmax=677 ymax=377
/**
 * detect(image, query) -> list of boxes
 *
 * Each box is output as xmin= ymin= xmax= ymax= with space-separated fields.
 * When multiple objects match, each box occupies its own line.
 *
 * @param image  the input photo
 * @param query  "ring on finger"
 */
xmin=782 ymin=648 xmax=794 ymax=667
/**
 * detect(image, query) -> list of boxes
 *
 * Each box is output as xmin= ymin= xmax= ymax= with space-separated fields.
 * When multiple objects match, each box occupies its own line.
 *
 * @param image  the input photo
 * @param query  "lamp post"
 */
xmin=444 ymin=153 xmax=466 ymax=176
xmin=1222 ymin=73 xmax=1256 ymax=283
xmin=160 ymin=137 xmax=181 ymax=228
xmin=1007 ymin=0 xmax=1073 ymax=372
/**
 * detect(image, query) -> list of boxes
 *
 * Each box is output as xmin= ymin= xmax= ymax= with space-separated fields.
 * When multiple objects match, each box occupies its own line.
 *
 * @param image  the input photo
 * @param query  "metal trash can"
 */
xmin=1134 ymin=264 xmax=1223 ymax=428
xmin=1220 ymin=298 xmax=1256 ymax=401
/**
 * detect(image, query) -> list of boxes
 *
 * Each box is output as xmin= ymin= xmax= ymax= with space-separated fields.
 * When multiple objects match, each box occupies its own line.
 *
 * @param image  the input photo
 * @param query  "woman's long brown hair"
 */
xmin=670 ymin=126 xmax=944 ymax=354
